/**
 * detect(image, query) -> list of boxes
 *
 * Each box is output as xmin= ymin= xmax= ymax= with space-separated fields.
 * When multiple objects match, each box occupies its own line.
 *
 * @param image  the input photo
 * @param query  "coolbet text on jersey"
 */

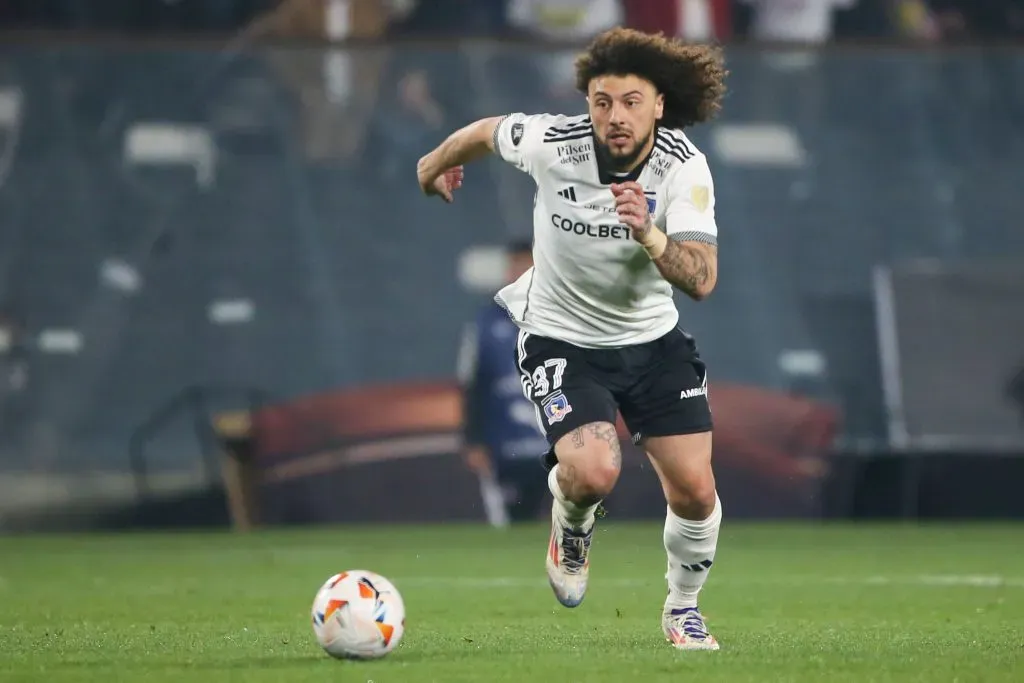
xmin=492 ymin=113 xmax=718 ymax=348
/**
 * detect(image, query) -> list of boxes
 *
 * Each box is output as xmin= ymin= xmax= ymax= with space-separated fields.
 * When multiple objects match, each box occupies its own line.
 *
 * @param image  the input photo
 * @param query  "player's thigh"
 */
xmin=644 ymin=432 xmax=716 ymax=513
xmin=619 ymin=329 xmax=716 ymax=509
xmin=516 ymin=331 xmax=619 ymax=473
xmin=619 ymin=328 xmax=713 ymax=445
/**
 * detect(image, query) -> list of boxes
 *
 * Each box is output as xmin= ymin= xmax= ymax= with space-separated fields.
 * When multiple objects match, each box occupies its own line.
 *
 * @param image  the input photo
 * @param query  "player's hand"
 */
xmin=611 ymin=181 xmax=656 ymax=244
xmin=417 ymin=161 xmax=464 ymax=203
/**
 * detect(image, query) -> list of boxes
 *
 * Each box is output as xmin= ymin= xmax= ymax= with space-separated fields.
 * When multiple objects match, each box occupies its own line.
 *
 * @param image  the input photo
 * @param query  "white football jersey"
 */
xmin=492 ymin=112 xmax=718 ymax=348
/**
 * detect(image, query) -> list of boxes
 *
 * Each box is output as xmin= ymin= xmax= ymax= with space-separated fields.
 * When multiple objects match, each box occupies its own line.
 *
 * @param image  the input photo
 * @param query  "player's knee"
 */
xmin=559 ymin=451 xmax=619 ymax=503
xmin=554 ymin=422 xmax=621 ymax=501
xmin=577 ymin=457 xmax=619 ymax=500
xmin=664 ymin=470 xmax=716 ymax=520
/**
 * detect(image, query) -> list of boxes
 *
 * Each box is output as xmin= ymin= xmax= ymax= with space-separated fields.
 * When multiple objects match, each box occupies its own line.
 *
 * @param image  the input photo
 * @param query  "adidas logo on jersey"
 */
xmin=557 ymin=187 xmax=577 ymax=202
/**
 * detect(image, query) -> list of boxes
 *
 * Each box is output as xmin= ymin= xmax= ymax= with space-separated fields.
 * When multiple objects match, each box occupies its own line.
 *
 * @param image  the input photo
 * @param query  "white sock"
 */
xmin=548 ymin=465 xmax=599 ymax=531
xmin=664 ymin=494 xmax=722 ymax=609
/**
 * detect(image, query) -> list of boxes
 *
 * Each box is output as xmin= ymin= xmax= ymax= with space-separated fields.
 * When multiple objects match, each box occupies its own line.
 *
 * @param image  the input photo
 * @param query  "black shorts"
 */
xmin=515 ymin=327 xmax=712 ymax=448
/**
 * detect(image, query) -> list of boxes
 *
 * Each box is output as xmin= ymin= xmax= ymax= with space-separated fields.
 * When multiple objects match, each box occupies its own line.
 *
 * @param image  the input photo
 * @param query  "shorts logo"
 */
xmin=680 ymin=369 xmax=709 ymax=400
xmin=511 ymin=123 xmax=524 ymax=147
xmin=542 ymin=391 xmax=573 ymax=424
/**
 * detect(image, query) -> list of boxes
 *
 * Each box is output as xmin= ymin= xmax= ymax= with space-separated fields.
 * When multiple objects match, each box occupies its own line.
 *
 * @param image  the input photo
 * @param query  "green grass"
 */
xmin=1 ymin=523 xmax=1023 ymax=682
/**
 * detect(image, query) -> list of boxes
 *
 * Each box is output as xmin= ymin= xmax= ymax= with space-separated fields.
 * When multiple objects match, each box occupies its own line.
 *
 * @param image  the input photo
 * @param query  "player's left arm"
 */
xmin=648 ymin=238 xmax=717 ymax=301
xmin=613 ymin=157 xmax=719 ymax=301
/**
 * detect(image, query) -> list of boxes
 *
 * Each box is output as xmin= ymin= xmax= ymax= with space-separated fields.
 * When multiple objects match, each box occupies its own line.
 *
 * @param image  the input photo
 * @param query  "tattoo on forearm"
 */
xmin=654 ymin=241 xmax=717 ymax=299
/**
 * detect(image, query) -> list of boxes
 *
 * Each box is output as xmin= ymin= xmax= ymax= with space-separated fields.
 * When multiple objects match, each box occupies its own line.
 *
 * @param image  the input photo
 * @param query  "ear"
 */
xmin=654 ymin=93 xmax=664 ymax=121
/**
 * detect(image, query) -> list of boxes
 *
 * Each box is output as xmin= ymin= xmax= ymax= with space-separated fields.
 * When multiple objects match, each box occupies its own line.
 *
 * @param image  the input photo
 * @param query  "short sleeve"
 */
xmin=664 ymin=155 xmax=718 ymax=246
xmin=492 ymin=113 xmax=550 ymax=175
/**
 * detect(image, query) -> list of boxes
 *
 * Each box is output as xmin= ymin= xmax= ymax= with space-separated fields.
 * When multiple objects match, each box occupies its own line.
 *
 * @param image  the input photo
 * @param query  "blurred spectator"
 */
xmin=0 ymin=0 xmax=276 ymax=32
xmin=891 ymin=0 xmax=943 ymax=40
xmin=924 ymin=0 xmax=1024 ymax=40
xmin=507 ymin=0 xmax=621 ymax=39
xmin=365 ymin=67 xmax=446 ymax=184
xmin=739 ymin=0 xmax=857 ymax=44
xmin=457 ymin=240 xmax=550 ymax=526
xmin=1010 ymin=363 xmax=1024 ymax=422
xmin=255 ymin=0 xmax=393 ymax=162
xmin=0 ymin=308 xmax=28 ymax=398
xmin=507 ymin=0 xmax=622 ymax=98
xmin=387 ymin=0 xmax=508 ymax=36
xmin=623 ymin=0 xmax=732 ymax=41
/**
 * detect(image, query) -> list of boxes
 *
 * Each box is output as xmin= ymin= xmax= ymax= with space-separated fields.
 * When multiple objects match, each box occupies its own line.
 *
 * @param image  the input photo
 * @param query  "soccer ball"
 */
xmin=311 ymin=570 xmax=405 ymax=660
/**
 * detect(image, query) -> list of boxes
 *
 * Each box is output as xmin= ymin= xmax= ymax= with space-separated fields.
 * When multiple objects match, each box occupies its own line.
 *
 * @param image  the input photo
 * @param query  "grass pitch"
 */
xmin=1 ymin=523 xmax=1022 ymax=682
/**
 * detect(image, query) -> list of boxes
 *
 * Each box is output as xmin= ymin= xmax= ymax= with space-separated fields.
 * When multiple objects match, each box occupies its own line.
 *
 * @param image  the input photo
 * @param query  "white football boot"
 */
xmin=662 ymin=606 xmax=720 ymax=651
xmin=545 ymin=504 xmax=593 ymax=608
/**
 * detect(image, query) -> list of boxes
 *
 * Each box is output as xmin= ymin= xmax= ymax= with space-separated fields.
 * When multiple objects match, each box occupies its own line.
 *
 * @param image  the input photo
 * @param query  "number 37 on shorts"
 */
xmin=515 ymin=328 xmax=713 ymax=444
xmin=521 ymin=358 xmax=572 ymax=425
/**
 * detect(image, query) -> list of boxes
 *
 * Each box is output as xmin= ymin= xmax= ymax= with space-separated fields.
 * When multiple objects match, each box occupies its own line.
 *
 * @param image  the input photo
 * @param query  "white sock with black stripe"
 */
xmin=664 ymin=494 xmax=722 ymax=609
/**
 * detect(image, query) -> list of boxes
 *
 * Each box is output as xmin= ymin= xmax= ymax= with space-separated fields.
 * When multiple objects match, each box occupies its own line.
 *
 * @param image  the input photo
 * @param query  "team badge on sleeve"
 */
xmin=511 ymin=123 xmax=524 ymax=147
xmin=691 ymin=186 xmax=710 ymax=212
xmin=645 ymin=192 xmax=657 ymax=214
xmin=542 ymin=391 xmax=573 ymax=424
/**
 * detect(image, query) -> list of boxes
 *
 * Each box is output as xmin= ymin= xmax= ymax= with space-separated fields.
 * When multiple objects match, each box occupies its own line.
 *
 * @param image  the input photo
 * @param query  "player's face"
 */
xmin=587 ymin=75 xmax=663 ymax=172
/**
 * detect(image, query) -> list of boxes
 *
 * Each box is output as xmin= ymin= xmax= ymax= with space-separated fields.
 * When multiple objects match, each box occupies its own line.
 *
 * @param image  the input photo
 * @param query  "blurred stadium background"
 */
xmin=2 ymin=2 xmax=1024 ymax=681
xmin=0 ymin=0 xmax=1022 ymax=530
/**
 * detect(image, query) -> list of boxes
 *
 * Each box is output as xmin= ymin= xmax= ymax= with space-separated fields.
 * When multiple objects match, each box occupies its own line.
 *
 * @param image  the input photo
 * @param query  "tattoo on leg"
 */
xmin=585 ymin=422 xmax=622 ymax=469
xmin=555 ymin=423 xmax=621 ymax=505
xmin=557 ymin=461 xmax=600 ymax=506
xmin=557 ymin=461 xmax=577 ymax=496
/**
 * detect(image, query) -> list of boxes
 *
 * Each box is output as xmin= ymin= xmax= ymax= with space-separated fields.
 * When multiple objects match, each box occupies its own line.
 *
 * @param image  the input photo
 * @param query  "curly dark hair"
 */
xmin=575 ymin=28 xmax=727 ymax=130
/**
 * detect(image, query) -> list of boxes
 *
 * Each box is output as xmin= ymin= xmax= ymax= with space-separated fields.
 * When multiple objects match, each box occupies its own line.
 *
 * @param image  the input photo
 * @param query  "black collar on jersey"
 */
xmin=593 ymin=131 xmax=655 ymax=185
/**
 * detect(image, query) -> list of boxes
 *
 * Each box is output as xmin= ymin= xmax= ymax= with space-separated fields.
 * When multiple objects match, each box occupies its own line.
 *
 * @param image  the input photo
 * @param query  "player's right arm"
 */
xmin=416 ymin=117 xmax=503 ymax=202
xmin=417 ymin=113 xmax=548 ymax=202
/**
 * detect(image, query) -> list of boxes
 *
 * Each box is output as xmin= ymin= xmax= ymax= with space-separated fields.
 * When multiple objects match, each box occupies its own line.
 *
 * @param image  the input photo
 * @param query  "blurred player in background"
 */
xmin=457 ymin=239 xmax=551 ymax=527
xmin=418 ymin=28 xmax=727 ymax=650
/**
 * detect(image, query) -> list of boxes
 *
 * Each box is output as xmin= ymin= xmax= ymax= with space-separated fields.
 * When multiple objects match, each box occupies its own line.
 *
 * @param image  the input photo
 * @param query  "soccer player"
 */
xmin=417 ymin=28 xmax=727 ymax=650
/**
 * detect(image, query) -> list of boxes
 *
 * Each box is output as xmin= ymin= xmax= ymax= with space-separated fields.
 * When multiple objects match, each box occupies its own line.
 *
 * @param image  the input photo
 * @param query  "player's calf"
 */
xmin=644 ymin=432 xmax=722 ymax=647
xmin=545 ymin=421 xmax=621 ymax=608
